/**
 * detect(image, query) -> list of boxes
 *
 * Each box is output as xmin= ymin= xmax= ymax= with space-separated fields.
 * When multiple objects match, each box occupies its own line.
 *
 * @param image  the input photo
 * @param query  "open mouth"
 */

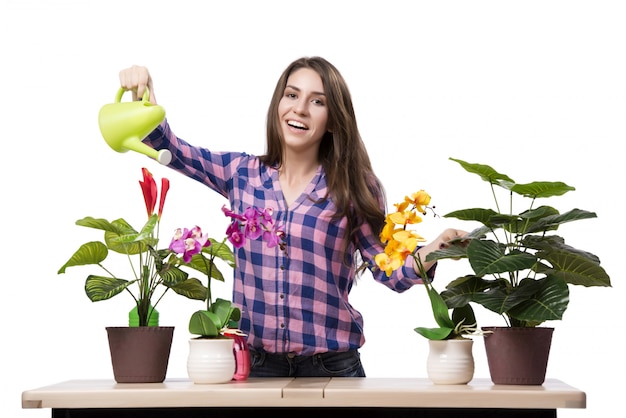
xmin=287 ymin=120 xmax=309 ymax=130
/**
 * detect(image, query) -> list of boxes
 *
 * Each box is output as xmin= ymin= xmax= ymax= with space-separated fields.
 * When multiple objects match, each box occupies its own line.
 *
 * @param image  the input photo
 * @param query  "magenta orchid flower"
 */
xmin=222 ymin=204 xmax=286 ymax=254
xmin=169 ymin=226 xmax=211 ymax=263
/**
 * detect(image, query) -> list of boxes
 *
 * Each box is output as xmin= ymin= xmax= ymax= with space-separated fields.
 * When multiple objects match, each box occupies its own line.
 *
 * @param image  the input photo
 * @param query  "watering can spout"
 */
xmin=98 ymin=88 xmax=172 ymax=165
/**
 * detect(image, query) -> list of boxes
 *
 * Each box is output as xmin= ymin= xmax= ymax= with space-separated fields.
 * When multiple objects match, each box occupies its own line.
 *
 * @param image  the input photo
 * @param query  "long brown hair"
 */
xmin=260 ymin=57 xmax=386 ymax=262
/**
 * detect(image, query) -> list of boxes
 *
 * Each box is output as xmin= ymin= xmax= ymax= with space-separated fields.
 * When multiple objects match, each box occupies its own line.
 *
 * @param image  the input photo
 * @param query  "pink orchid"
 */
xmin=169 ymin=226 xmax=211 ymax=263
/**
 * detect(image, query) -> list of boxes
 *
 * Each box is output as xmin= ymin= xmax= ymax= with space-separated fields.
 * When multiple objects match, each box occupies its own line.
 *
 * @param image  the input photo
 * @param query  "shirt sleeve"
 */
xmin=143 ymin=120 xmax=248 ymax=198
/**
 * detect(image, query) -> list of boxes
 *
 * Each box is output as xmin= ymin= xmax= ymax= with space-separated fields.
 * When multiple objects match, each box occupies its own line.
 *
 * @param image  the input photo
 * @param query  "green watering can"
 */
xmin=98 ymin=88 xmax=172 ymax=165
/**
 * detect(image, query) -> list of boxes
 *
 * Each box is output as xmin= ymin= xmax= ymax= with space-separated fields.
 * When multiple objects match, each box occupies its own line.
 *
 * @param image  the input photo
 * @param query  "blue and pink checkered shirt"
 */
xmin=145 ymin=121 xmax=429 ymax=356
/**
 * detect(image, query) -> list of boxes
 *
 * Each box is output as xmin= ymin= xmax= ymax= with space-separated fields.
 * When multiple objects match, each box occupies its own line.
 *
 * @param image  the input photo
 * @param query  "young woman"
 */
xmin=119 ymin=57 xmax=465 ymax=377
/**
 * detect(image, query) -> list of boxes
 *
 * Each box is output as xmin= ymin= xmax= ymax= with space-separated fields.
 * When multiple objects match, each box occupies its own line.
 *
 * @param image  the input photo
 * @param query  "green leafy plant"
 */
xmin=168 ymin=229 xmax=240 ymax=339
xmin=426 ymin=158 xmax=612 ymax=327
xmin=375 ymin=191 xmax=477 ymax=340
xmin=58 ymin=168 xmax=208 ymax=327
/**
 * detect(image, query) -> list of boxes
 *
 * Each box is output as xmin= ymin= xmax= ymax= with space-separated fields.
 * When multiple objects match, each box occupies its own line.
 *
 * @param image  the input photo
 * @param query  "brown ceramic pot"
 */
xmin=482 ymin=326 xmax=554 ymax=385
xmin=106 ymin=326 xmax=174 ymax=383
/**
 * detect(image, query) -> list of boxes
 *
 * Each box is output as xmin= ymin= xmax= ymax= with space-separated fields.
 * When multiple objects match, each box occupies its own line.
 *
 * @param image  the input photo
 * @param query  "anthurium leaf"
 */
xmin=85 ymin=275 xmax=133 ymax=302
xmin=441 ymin=275 xmax=494 ymax=308
xmin=189 ymin=310 xmax=221 ymax=337
xmin=520 ymin=205 xmax=560 ymax=220
xmin=424 ymin=244 xmax=467 ymax=262
xmin=414 ymin=326 xmax=454 ymax=340
xmin=509 ymin=181 xmax=575 ymax=199
xmin=169 ymin=277 xmax=207 ymax=301
xmin=526 ymin=208 xmax=597 ymax=234
xmin=444 ymin=208 xmax=500 ymax=227
xmin=474 ymin=278 xmax=543 ymax=315
xmin=468 ymin=239 xmax=536 ymax=276
xmin=449 ymin=158 xmax=515 ymax=185
xmin=540 ymin=248 xmax=611 ymax=287
xmin=58 ymin=241 xmax=108 ymax=273
xmin=508 ymin=276 xmax=570 ymax=322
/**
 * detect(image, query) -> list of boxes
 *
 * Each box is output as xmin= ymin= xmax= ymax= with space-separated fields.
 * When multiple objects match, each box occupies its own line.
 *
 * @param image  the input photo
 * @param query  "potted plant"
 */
xmin=57 ymin=167 xmax=207 ymax=383
xmin=375 ymin=191 xmax=478 ymax=384
xmin=179 ymin=205 xmax=286 ymax=384
xmin=425 ymin=158 xmax=612 ymax=384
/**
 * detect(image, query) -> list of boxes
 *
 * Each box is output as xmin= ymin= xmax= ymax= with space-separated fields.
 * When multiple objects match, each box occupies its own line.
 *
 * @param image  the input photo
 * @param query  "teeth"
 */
xmin=288 ymin=120 xmax=307 ymax=129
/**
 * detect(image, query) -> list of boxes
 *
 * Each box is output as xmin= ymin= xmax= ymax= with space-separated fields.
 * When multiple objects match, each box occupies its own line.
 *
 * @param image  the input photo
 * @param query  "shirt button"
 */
xmin=280 ymin=323 xmax=285 ymax=328
xmin=279 ymin=294 xmax=285 ymax=299
xmin=280 ymin=265 xmax=285 ymax=270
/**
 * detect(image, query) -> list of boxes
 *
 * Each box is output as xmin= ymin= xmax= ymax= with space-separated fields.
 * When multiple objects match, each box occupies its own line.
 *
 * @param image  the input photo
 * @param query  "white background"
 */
xmin=2 ymin=1 xmax=624 ymax=417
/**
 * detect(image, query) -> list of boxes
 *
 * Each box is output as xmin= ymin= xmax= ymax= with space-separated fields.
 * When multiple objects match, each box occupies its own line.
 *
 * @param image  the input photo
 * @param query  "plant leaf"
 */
xmin=526 ymin=208 xmax=597 ymax=234
xmin=85 ymin=275 xmax=133 ymax=302
xmin=169 ymin=278 xmax=207 ymax=301
xmin=449 ymin=158 xmax=514 ymax=185
xmin=468 ymin=239 xmax=537 ymax=275
xmin=188 ymin=310 xmax=221 ymax=337
xmin=509 ymin=181 xmax=575 ymax=199
xmin=204 ymin=238 xmax=236 ymax=267
xmin=441 ymin=275 xmax=493 ymax=308
xmin=425 ymin=282 xmax=455 ymax=330
xmin=414 ymin=326 xmax=454 ymax=340
xmin=58 ymin=241 xmax=108 ymax=273
xmin=540 ymin=248 xmax=611 ymax=287
xmin=508 ymin=276 xmax=570 ymax=322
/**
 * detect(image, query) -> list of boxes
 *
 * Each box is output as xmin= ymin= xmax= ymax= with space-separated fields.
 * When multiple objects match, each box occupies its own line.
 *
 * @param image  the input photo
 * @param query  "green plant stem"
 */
xmin=204 ymin=238 xmax=229 ymax=311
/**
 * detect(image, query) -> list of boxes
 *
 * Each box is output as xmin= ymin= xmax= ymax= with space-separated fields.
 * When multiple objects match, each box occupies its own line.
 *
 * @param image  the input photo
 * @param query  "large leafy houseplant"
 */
xmin=426 ymin=158 xmax=612 ymax=328
xmin=375 ymin=191 xmax=477 ymax=341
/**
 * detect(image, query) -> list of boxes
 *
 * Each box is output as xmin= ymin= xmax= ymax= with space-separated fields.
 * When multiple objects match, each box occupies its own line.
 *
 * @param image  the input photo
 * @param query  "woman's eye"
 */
xmin=286 ymin=93 xmax=297 ymax=99
xmin=312 ymin=98 xmax=325 ymax=106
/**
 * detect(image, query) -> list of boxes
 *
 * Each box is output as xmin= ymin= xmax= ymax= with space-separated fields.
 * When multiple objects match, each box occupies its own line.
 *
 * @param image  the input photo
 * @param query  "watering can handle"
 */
xmin=115 ymin=87 xmax=151 ymax=104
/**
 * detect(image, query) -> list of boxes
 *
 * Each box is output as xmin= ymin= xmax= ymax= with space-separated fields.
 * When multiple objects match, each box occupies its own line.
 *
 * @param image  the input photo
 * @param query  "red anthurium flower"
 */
xmin=139 ymin=168 xmax=157 ymax=218
xmin=158 ymin=178 xmax=170 ymax=220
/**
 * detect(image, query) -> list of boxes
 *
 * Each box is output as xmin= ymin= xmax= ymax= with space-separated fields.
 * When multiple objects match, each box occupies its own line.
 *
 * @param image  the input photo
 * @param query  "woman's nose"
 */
xmin=292 ymin=98 xmax=307 ymax=115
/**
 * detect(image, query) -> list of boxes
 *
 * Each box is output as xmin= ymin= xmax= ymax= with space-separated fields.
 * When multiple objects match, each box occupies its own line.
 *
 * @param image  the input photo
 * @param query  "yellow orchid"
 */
xmin=375 ymin=190 xmax=433 ymax=277
xmin=380 ymin=218 xmax=398 ymax=243
xmin=406 ymin=189 xmax=431 ymax=214
xmin=374 ymin=252 xmax=404 ymax=277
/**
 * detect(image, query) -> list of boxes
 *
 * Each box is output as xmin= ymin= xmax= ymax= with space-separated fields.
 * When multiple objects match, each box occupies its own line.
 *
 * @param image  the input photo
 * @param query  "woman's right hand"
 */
xmin=119 ymin=65 xmax=157 ymax=104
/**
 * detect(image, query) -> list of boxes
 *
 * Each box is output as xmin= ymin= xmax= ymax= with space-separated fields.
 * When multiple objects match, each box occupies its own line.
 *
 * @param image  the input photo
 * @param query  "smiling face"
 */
xmin=277 ymin=67 xmax=329 ymax=155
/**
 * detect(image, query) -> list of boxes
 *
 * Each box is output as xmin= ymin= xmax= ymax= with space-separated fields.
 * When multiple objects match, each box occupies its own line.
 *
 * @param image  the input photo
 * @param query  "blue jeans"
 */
xmin=249 ymin=348 xmax=366 ymax=377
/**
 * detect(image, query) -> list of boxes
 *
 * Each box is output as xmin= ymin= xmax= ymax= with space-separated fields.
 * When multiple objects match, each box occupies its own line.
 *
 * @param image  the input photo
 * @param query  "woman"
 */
xmin=119 ymin=56 xmax=465 ymax=377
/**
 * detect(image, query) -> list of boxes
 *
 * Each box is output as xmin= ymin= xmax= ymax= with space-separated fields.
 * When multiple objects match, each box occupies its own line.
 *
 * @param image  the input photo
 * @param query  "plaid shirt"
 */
xmin=146 ymin=121 xmax=428 ymax=355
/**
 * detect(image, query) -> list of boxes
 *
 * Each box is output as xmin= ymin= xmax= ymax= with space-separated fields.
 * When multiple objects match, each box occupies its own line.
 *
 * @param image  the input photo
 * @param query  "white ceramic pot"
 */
xmin=187 ymin=338 xmax=236 ymax=384
xmin=426 ymin=338 xmax=474 ymax=385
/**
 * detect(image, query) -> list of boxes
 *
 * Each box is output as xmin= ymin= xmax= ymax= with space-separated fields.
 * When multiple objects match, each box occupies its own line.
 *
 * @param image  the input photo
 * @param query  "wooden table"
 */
xmin=22 ymin=377 xmax=586 ymax=417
